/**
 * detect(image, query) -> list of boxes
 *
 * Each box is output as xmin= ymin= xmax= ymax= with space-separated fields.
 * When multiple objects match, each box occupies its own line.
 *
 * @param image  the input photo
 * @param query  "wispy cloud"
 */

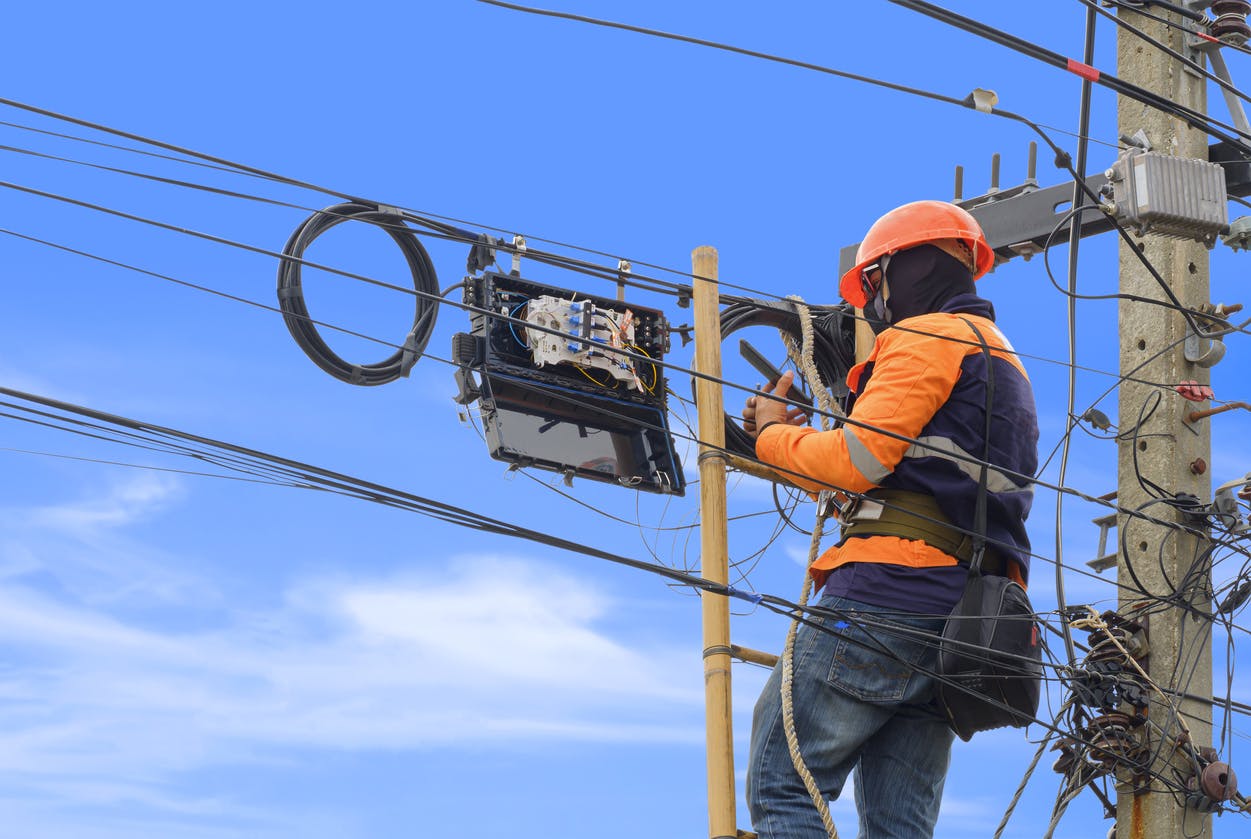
xmin=0 ymin=473 xmax=196 ymax=605
xmin=24 ymin=472 xmax=182 ymax=531
xmin=0 ymin=553 xmax=705 ymax=834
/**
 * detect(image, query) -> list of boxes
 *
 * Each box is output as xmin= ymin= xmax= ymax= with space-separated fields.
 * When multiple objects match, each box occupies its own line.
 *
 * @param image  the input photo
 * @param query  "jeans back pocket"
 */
xmin=825 ymin=615 xmax=938 ymax=703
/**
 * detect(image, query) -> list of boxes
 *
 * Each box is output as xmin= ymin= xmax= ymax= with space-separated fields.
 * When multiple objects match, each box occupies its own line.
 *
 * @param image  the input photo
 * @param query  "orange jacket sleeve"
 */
xmin=754 ymin=316 xmax=971 ymax=494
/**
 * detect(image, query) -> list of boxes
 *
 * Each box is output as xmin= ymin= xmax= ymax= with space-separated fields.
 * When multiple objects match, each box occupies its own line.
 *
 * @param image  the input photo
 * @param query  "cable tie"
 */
xmin=399 ymin=328 xmax=420 ymax=378
xmin=726 ymin=586 xmax=763 ymax=606
xmin=1066 ymin=57 xmax=1101 ymax=82
xmin=965 ymin=87 xmax=999 ymax=113
xmin=277 ymin=286 xmax=301 ymax=300
xmin=374 ymin=204 xmax=403 ymax=216
xmin=349 ymin=365 xmax=366 ymax=386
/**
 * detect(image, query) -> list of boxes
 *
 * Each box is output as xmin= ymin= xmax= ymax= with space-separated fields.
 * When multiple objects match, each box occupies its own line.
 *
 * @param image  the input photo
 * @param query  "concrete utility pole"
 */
xmin=1115 ymin=7 xmax=1214 ymax=838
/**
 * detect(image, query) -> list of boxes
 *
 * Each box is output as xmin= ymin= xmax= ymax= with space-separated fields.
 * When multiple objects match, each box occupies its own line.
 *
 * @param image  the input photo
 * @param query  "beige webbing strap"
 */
xmin=778 ymin=296 xmax=840 ymax=839
xmin=840 ymin=488 xmax=975 ymax=564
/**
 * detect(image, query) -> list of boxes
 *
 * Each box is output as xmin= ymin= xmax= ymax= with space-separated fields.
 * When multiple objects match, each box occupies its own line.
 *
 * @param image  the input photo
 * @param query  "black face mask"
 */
xmin=870 ymin=244 xmax=976 ymax=328
xmin=867 ymin=292 xmax=891 ymax=335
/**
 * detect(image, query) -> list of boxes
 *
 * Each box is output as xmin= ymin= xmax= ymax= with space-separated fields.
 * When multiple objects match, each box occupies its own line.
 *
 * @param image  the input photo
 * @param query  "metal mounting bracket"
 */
xmin=510 ymin=234 xmax=527 ymax=276
xmin=1184 ymin=319 xmax=1228 ymax=367
xmin=1089 ymin=491 xmax=1119 ymax=572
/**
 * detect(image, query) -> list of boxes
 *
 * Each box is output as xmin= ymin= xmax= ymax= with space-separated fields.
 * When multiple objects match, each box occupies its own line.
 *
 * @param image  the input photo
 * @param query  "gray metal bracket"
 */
xmin=839 ymin=143 xmax=1251 ymax=276
xmin=1188 ymin=24 xmax=1251 ymax=137
xmin=510 ymin=234 xmax=527 ymax=276
xmin=1184 ymin=304 xmax=1234 ymax=367
xmin=1089 ymin=512 xmax=1119 ymax=573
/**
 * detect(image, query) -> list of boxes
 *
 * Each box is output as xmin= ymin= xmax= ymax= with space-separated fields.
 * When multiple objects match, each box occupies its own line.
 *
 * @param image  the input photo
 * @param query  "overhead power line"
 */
xmin=887 ymin=0 xmax=1251 ymax=149
xmin=6 ymin=383 xmax=1237 ymax=772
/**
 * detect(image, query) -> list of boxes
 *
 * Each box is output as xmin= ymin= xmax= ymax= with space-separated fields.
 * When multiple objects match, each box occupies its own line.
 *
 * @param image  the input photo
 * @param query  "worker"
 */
xmin=742 ymin=200 xmax=1039 ymax=838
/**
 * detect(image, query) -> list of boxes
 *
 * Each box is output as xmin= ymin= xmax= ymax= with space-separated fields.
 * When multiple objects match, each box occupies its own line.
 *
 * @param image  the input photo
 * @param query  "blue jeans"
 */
xmin=747 ymin=596 xmax=955 ymax=839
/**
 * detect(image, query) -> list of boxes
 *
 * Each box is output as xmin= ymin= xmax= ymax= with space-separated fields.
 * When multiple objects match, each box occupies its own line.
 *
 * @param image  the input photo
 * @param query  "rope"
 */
xmin=779 ymin=517 xmax=837 ymax=837
xmin=993 ymin=700 xmax=1073 ymax=838
xmin=1041 ymin=773 xmax=1086 ymax=839
xmin=777 ymin=296 xmax=840 ymax=838
xmin=781 ymin=296 xmax=842 ymax=426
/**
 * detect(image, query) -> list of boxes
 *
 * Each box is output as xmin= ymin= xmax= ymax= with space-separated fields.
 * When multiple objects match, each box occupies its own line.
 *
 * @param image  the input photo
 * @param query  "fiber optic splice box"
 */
xmin=453 ymin=272 xmax=685 ymax=496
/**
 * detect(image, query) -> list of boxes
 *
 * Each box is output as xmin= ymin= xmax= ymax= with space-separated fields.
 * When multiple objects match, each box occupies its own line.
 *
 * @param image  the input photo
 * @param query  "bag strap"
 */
xmin=957 ymin=317 xmax=995 ymax=582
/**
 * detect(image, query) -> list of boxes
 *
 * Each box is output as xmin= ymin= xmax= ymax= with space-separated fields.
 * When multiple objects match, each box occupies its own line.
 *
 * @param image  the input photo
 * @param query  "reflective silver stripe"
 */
xmin=844 ymin=427 xmax=892 ymax=483
xmin=903 ymin=435 xmax=1029 ymax=494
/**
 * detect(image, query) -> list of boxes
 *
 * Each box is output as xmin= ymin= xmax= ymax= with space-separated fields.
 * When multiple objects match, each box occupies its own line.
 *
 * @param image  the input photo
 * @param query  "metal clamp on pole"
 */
xmin=510 ymin=234 xmax=527 ymax=276
xmin=616 ymin=258 xmax=631 ymax=301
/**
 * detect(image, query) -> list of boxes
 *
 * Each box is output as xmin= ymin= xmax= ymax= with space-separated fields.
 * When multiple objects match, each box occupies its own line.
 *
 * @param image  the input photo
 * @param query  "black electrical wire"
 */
xmin=477 ymin=0 xmax=1239 ymax=346
xmin=0 ymin=111 xmax=703 ymax=295
xmin=0 ymin=117 xmax=264 ymax=177
xmin=0 ymin=385 xmax=1083 ymax=685
xmin=0 ymin=141 xmax=318 ymax=209
xmin=4 ymin=103 xmax=1235 ymax=610
xmin=4 ymin=9 xmax=1240 ymax=780
xmin=0 ymin=446 xmax=301 ymax=487
xmin=887 ymin=0 xmax=1251 ymax=149
xmin=1080 ymin=0 xmax=1251 ymax=109
xmin=770 ymin=481 xmax=811 ymax=537
xmin=276 ymin=202 xmax=439 ymax=386
xmin=0 ymin=99 xmax=705 ymax=304
xmin=714 ymin=298 xmax=856 ymax=457
xmin=0 ymin=227 xmax=430 ymax=364
xmin=7 ymin=128 xmax=1235 ymax=391
xmin=8 ymin=34 xmax=1251 ymax=354
xmin=11 ymin=399 xmax=1210 ymax=775
xmin=13 ymin=216 xmax=1227 ymax=607
xmin=1055 ymin=5 xmax=1099 ymax=669
xmin=0 ymin=387 xmax=1078 ymax=675
xmin=1120 ymin=0 xmax=1208 ymax=24
xmin=6 ymin=204 xmax=1225 ymax=590
xmin=1103 ymin=0 xmax=1251 ymax=60
xmin=475 ymin=0 xmax=1142 ymax=157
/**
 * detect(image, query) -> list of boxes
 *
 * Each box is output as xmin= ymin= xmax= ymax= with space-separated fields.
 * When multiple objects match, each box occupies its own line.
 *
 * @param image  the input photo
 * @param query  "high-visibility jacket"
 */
xmin=756 ymin=294 xmax=1038 ymax=614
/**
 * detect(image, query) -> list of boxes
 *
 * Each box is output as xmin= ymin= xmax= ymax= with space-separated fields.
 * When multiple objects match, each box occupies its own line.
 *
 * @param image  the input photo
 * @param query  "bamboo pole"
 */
xmin=724 ymin=453 xmax=796 ymax=487
xmin=693 ymin=245 xmax=737 ymax=839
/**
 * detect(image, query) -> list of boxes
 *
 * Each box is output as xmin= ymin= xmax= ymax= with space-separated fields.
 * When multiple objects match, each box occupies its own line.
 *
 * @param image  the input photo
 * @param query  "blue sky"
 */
xmin=1 ymin=2 xmax=1250 ymax=837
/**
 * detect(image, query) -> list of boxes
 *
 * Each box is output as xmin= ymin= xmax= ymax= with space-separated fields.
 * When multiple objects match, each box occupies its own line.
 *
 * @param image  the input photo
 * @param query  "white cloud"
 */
xmin=25 ymin=472 xmax=182 ymax=531
xmin=0 ymin=472 xmax=196 ymax=606
xmin=0 ymin=464 xmax=709 ymax=835
xmin=0 ymin=554 xmax=702 ymax=774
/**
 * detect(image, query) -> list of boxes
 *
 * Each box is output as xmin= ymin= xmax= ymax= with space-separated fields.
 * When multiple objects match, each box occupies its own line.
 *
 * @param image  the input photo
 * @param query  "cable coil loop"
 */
xmin=712 ymin=298 xmax=856 ymax=457
xmin=277 ymin=202 xmax=440 ymax=386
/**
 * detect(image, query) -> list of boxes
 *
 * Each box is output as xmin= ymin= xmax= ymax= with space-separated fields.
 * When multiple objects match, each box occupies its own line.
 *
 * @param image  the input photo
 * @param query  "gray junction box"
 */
xmin=1107 ymin=148 xmax=1230 ymax=246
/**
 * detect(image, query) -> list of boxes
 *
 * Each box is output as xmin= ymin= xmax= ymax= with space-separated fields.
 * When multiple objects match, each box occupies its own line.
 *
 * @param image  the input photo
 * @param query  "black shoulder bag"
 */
xmin=933 ymin=320 xmax=1042 ymax=741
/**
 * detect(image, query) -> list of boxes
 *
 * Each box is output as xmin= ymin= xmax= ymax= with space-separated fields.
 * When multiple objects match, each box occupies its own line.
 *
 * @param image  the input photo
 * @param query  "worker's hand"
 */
xmin=742 ymin=372 xmax=810 ymax=439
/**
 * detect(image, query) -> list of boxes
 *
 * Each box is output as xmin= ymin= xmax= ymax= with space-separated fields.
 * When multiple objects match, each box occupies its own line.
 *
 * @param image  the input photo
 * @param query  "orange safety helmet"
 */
xmin=839 ymin=200 xmax=994 ymax=308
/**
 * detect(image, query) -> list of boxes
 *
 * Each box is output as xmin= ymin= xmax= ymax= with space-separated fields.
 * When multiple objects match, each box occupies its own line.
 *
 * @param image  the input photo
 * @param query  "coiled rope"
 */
xmin=778 ymin=295 xmax=841 ymax=838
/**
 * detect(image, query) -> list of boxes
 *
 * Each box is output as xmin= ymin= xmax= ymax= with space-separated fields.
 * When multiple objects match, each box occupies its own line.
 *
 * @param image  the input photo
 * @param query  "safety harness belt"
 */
xmin=838 ymin=488 xmax=975 ymax=564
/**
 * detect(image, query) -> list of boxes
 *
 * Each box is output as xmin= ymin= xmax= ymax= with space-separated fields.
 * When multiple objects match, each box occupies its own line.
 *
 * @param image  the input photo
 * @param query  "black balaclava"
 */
xmin=871 ymin=243 xmax=976 ymax=328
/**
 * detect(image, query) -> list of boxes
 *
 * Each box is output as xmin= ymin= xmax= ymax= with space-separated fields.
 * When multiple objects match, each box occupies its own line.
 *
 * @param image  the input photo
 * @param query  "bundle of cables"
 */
xmin=713 ymin=297 xmax=857 ymax=457
xmin=277 ymin=202 xmax=440 ymax=386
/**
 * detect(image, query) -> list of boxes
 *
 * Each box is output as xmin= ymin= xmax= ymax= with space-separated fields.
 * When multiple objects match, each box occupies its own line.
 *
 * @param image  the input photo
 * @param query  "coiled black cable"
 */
xmin=277 ymin=202 xmax=439 ymax=386
xmin=713 ymin=297 xmax=857 ymax=457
